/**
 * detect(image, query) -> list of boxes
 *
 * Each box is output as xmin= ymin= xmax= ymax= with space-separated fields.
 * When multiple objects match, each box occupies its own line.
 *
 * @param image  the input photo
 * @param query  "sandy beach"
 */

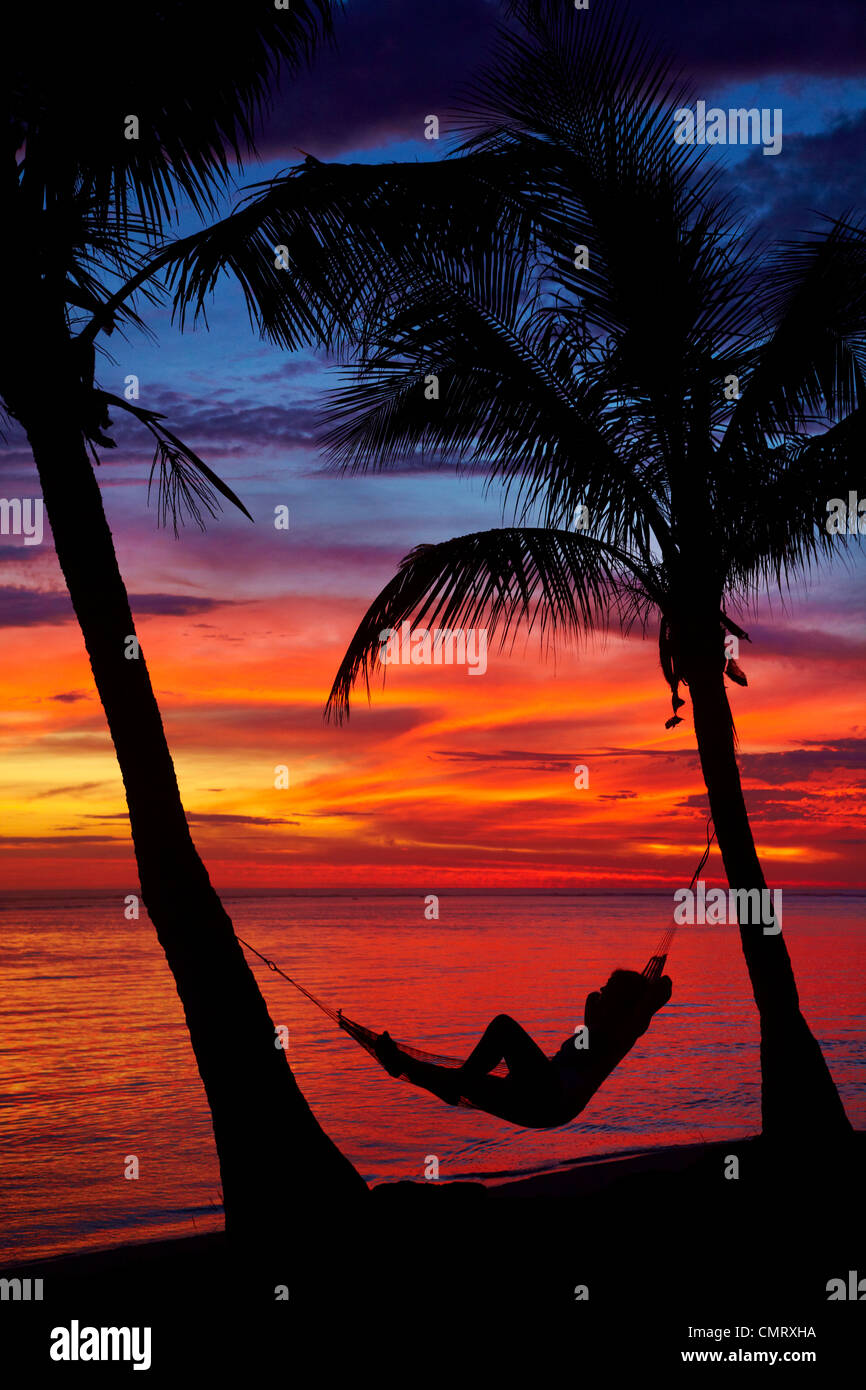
xmin=3 ymin=1134 xmax=862 ymax=1374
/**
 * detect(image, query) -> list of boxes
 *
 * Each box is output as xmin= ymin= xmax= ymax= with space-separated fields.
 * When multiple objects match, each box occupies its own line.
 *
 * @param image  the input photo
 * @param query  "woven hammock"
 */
xmin=237 ymin=815 xmax=713 ymax=1120
xmin=335 ymin=931 xmax=674 ymax=1109
xmin=239 ymin=908 xmax=682 ymax=1114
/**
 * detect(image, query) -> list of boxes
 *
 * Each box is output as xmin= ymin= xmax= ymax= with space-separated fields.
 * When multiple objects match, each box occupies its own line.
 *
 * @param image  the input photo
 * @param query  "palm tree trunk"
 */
xmin=685 ymin=648 xmax=853 ymax=1148
xmin=23 ymin=397 xmax=368 ymax=1244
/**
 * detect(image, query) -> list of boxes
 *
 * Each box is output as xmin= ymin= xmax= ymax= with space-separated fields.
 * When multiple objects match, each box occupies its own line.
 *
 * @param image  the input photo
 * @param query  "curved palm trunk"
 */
xmin=685 ymin=649 xmax=852 ymax=1149
xmin=23 ymin=399 xmax=368 ymax=1244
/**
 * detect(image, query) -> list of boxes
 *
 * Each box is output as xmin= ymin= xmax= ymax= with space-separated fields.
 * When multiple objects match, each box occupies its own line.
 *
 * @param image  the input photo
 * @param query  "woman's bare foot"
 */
xmin=374 ymin=1030 xmax=405 ymax=1077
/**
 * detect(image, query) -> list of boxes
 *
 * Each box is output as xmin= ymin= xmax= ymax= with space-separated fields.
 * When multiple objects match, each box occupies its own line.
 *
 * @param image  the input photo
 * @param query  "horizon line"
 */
xmin=1 ymin=887 xmax=865 ymax=899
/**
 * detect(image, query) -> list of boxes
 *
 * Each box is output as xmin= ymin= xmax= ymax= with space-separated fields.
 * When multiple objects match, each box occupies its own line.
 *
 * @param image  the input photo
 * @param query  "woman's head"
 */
xmin=603 ymin=969 xmax=650 ymax=1003
xmin=584 ymin=969 xmax=672 ymax=1035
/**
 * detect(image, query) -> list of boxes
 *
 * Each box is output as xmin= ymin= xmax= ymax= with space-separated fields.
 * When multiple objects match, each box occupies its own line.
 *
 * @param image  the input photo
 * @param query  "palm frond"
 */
xmin=723 ymin=409 xmax=866 ymax=596
xmin=318 ymin=245 xmax=674 ymax=566
xmin=148 ymin=437 xmax=222 ymax=535
xmin=451 ymin=0 xmax=740 ymax=366
xmin=156 ymin=149 xmax=541 ymax=355
xmin=325 ymin=526 xmax=650 ymax=722
xmin=721 ymin=218 xmax=866 ymax=455
xmin=97 ymin=391 xmax=254 ymax=533
xmin=6 ymin=1 xmax=335 ymax=238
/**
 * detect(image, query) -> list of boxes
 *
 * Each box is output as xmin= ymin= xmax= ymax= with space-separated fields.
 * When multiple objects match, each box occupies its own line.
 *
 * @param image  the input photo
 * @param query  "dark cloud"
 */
xmin=721 ymin=109 xmax=866 ymax=239
xmin=100 ymin=388 xmax=323 ymax=460
xmin=747 ymin=616 xmax=866 ymax=662
xmin=251 ymin=361 xmax=329 ymax=386
xmin=49 ymin=691 xmax=90 ymax=704
xmin=162 ymin=697 xmax=428 ymax=746
xmin=255 ymin=0 xmax=866 ymax=162
xmin=677 ymin=785 xmax=866 ymax=822
xmin=634 ymin=0 xmax=866 ymax=80
xmin=432 ymin=740 xmax=866 ymax=793
xmin=0 ymin=834 xmax=121 ymax=846
xmin=0 ymin=587 xmax=228 ymax=628
xmin=432 ymin=748 xmax=581 ymax=773
xmin=115 ymin=385 xmax=455 ymax=477
xmin=260 ymin=0 xmax=497 ymax=158
xmin=187 ymin=812 xmax=297 ymax=828
xmin=738 ymin=739 xmax=866 ymax=783
xmin=800 ymin=736 xmax=866 ymax=760
xmin=0 ymin=542 xmax=42 ymax=564
xmin=432 ymin=746 xmax=699 ymax=770
xmin=0 ymin=588 xmax=75 ymax=627
xmin=85 ymin=811 xmax=299 ymax=826
xmin=33 ymin=781 xmax=107 ymax=799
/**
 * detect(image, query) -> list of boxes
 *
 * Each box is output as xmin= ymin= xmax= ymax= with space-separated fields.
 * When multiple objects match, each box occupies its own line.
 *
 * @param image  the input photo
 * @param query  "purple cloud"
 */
xmin=0 ymin=587 xmax=228 ymax=628
xmin=259 ymin=0 xmax=496 ymax=158
xmin=33 ymin=781 xmax=107 ymax=799
xmin=638 ymin=0 xmax=866 ymax=80
xmin=86 ymin=811 xmax=300 ymax=826
xmin=678 ymin=786 xmax=866 ymax=822
xmin=720 ymin=109 xmax=866 ymax=239
xmin=739 ymin=740 xmax=866 ymax=783
xmin=254 ymin=0 xmax=866 ymax=162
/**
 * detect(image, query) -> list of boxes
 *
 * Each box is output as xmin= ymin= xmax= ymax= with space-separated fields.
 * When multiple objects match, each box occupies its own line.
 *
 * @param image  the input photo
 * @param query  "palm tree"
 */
xmin=1 ymin=0 xmax=368 ymax=1250
xmin=304 ymin=6 xmax=863 ymax=1147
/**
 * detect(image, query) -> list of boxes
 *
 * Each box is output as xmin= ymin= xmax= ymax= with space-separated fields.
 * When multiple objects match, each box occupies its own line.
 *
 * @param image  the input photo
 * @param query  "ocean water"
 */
xmin=0 ymin=893 xmax=863 ymax=1263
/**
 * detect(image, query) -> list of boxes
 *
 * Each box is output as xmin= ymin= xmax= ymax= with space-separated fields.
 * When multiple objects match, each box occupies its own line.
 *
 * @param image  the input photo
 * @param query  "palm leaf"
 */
xmin=325 ymin=527 xmax=653 ymax=722
xmin=154 ymin=149 xmax=542 ymax=356
xmin=6 ymin=1 xmax=335 ymax=237
xmin=723 ymin=410 xmax=866 ymax=596
xmin=97 ymin=392 xmax=254 ymax=531
xmin=721 ymin=218 xmax=866 ymax=456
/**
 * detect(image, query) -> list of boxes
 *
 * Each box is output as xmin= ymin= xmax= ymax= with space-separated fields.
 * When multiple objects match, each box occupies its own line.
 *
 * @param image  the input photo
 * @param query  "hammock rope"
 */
xmin=237 ymin=816 xmax=716 ymax=1112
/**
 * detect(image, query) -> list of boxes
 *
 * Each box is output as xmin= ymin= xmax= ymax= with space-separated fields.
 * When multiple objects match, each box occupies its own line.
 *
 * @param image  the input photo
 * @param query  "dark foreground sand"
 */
xmin=3 ymin=1135 xmax=863 ymax=1376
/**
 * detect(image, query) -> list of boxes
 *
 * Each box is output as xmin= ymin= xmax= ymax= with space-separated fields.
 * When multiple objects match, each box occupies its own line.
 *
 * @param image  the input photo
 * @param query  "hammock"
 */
xmin=238 ymin=819 xmax=715 ymax=1116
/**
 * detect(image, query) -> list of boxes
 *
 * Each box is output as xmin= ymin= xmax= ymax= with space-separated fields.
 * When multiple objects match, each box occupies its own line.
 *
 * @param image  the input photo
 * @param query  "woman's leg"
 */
xmin=375 ymin=1015 xmax=563 ymax=1119
xmin=457 ymin=1015 xmax=567 ymax=1124
xmin=399 ymin=1055 xmax=465 ymax=1105
xmin=460 ymin=1013 xmax=550 ymax=1082
xmin=374 ymin=1032 xmax=464 ymax=1103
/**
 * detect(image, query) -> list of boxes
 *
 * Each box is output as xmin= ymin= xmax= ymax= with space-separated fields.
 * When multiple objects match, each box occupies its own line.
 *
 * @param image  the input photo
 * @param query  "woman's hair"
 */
xmin=600 ymin=969 xmax=671 ymax=1034
xmin=598 ymin=970 xmax=658 ymax=1032
xmin=605 ymin=969 xmax=647 ymax=1000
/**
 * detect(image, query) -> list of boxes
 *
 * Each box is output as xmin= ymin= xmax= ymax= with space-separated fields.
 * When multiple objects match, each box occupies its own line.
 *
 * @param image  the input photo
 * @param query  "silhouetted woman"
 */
xmin=374 ymin=969 xmax=673 ymax=1128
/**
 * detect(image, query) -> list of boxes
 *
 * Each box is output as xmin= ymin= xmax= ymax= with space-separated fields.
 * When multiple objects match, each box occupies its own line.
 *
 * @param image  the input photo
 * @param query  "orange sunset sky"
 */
xmin=1 ymin=300 xmax=864 ymax=895
xmin=5 ymin=1 xmax=866 ymax=900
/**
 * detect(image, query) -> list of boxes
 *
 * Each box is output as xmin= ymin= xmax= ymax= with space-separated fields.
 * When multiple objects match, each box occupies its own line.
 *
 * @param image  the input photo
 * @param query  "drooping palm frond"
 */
xmin=314 ymin=6 xmax=866 ymax=740
xmin=4 ymin=0 xmax=335 ymax=237
xmin=452 ymin=0 xmax=741 ymax=368
xmin=148 ymin=436 xmax=222 ymax=535
xmin=722 ymin=408 xmax=866 ymax=599
xmin=325 ymin=526 xmax=656 ymax=722
xmin=319 ymin=269 xmax=671 ymax=564
xmin=153 ymin=148 xmax=543 ymax=357
xmin=303 ymin=5 xmax=756 ymax=591
xmin=98 ymin=392 xmax=253 ymax=533
xmin=721 ymin=218 xmax=866 ymax=457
